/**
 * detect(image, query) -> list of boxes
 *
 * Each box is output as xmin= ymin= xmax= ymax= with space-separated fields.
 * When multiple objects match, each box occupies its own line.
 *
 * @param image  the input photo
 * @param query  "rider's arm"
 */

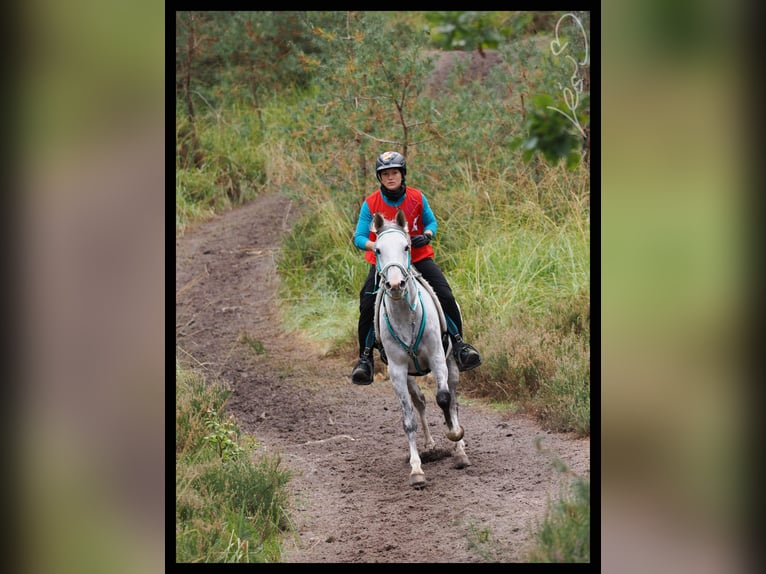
xmin=421 ymin=194 xmax=437 ymax=238
xmin=353 ymin=202 xmax=375 ymax=251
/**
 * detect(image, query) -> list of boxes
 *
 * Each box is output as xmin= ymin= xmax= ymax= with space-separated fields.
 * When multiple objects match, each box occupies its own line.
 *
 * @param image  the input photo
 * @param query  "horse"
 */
xmin=371 ymin=209 xmax=471 ymax=488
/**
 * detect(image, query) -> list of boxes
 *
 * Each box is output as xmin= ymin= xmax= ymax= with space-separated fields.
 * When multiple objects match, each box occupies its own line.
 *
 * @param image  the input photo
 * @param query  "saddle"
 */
xmin=374 ymin=270 xmax=451 ymax=373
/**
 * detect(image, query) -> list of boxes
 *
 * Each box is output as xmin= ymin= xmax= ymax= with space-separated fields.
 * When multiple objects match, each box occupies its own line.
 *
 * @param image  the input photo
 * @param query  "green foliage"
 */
xmin=176 ymin=364 xmax=292 ymax=562
xmin=176 ymin=365 xmax=231 ymax=456
xmin=466 ymin=522 xmax=498 ymax=561
xmin=239 ymin=333 xmax=266 ymax=355
xmin=528 ymin=473 xmax=590 ymax=562
xmin=511 ymin=94 xmax=585 ymax=169
xmin=424 ymin=11 xmax=506 ymax=50
xmin=285 ymin=11 xmax=438 ymax=175
xmin=203 ymin=409 xmax=256 ymax=462
xmin=176 ymin=11 xmax=322 ymax=112
xmin=532 ymin=330 xmax=591 ymax=435
xmin=175 ymin=102 xmax=271 ymax=235
xmin=176 ymin=456 xmax=290 ymax=563
xmin=504 ymin=11 xmax=590 ymax=170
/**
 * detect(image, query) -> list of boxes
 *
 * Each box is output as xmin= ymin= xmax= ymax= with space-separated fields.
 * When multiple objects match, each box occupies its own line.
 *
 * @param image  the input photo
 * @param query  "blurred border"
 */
xmin=14 ymin=1 xmax=165 ymax=573
xmin=602 ymin=0 xmax=756 ymax=572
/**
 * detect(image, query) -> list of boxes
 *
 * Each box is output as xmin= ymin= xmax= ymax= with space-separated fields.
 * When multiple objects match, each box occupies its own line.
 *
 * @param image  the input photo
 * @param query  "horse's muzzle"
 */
xmin=378 ymin=261 xmax=410 ymax=301
xmin=387 ymin=285 xmax=405 ymax=300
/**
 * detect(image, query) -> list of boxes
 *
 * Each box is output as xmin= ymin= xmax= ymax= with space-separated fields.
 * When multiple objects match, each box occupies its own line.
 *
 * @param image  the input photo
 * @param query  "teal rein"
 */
xmin=382 ymin=289 xmax=428 ymax=374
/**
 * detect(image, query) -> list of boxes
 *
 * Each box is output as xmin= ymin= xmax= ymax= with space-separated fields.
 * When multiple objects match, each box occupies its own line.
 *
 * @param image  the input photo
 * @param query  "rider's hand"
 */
xmin=411 ymin=233 xmax=431 ymax=248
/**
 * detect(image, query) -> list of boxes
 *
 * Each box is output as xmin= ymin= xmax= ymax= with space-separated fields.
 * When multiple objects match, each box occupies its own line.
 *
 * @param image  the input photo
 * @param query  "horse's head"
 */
xmin=372 ymin=209 xmax=411 ymax=301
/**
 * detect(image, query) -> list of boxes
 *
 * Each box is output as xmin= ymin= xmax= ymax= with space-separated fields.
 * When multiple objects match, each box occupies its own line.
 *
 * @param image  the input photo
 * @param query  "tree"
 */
xmin=176 ymin=11 xmax=204 ymax=168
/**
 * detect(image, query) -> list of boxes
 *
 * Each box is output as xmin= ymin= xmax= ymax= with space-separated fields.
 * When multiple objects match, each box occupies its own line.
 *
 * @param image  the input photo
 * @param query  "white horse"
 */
xmin=372 ymin=209 xmax=471 ymax=488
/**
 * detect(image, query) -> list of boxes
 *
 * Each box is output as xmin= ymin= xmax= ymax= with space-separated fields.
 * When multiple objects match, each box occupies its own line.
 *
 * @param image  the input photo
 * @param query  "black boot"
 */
xmin=453 ymin=334 xmax=482 ymax=371
xmin=351 ymin=348 xmax=374 ymax=385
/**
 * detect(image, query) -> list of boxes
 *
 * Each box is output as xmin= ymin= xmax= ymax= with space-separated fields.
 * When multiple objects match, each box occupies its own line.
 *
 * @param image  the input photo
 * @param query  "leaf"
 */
xmin=566 ymin=151 xmax=582 ymax=170
xmin=522 ymin=136 xmax=538 ymax=151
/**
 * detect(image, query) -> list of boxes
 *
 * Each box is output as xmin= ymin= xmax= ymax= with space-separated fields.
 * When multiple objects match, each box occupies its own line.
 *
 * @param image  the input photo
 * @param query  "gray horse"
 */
xmin=372 ymin=209 xmax=471 ymax=488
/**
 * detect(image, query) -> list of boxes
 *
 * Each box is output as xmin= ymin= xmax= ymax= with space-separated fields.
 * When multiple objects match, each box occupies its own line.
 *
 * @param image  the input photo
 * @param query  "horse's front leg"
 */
xmin=407 ymin=375 xmax=435 ymax=451
xmin=389 ymin=365 xmax=426 ymax=488
xmin=447 ymin=358 xmax=471 ymax=468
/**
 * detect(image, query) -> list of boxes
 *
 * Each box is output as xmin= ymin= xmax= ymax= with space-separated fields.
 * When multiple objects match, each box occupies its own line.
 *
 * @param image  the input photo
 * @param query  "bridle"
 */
xmin=374 ymin=228 xmax=414 ymax=304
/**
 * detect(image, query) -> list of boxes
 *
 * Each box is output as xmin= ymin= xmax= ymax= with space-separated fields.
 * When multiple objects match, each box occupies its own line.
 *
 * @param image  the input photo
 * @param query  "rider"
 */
xmin=350 ymin=150 xmax=482 ymax=385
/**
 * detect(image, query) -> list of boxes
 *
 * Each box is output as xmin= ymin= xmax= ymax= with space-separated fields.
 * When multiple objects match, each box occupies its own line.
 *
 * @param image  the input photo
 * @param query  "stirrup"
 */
xmin=455 ymin=342 xmax=482 ymax=371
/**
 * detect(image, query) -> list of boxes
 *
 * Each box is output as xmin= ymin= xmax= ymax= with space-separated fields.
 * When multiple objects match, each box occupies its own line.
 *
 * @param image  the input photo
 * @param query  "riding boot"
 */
xmin=452 ymin=334 xmax=482 ymax=371
xmin=351 ymin=347 xmax=375 ymax=385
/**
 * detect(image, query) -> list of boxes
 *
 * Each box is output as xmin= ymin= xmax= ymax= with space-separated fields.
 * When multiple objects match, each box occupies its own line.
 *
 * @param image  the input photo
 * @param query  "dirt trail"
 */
xmin=175 ymin=193 xmax=590 ymax=563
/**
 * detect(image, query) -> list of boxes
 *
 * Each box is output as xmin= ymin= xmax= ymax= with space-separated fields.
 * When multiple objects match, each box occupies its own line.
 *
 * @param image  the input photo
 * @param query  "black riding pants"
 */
xmin=357 ymin=257 xmax=463 ymax=356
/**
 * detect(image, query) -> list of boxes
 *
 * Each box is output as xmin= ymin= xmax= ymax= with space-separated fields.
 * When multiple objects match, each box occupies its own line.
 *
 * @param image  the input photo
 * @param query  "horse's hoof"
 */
xmin=453 ymin=455 xmax=471 ymax=469
xmin=409 ymin=474 xmax=426 ymax=488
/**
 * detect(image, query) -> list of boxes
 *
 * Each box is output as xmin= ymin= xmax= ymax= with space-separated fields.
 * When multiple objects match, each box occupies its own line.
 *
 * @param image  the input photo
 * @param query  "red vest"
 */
xmin=364 ymin=187 xmax=435 ymax=265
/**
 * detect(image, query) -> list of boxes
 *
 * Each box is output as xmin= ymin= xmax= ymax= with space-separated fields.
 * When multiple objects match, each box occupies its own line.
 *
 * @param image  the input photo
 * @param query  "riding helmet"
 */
xmin=375 ymin=151 xmax=407 ymax=182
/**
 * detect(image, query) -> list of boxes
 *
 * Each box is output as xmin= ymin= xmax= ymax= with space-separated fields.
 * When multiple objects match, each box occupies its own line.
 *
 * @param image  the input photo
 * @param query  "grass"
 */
xmin=176 ymin=364 xmax=292 ymax=563
xmin=466 ymin=522 xmax=499 ymax=561
xmin=239 ymin=332 xmax=266 ymax=355
xmin=527 ymin=474 xmax=590 ymax=562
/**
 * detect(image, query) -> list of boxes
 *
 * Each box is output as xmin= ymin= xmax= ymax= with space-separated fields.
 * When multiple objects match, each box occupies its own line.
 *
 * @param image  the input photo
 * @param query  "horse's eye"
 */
xmin=375 ymin=248 xmax=380 ymax=254
xmin=404 ymin=246 xmax=410 ymax=252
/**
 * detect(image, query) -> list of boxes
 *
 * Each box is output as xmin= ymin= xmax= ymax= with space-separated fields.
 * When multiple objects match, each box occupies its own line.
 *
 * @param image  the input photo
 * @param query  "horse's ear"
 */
xmin=372 ymin=212 xmax=384 ymax=233
xmin=396 ymin=209 xmax=408 ymax=232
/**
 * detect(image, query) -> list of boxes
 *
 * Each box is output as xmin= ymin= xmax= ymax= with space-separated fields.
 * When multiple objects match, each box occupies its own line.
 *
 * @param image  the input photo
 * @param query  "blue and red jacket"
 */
xmin=353 ymin=186 xmax=437 ymax=266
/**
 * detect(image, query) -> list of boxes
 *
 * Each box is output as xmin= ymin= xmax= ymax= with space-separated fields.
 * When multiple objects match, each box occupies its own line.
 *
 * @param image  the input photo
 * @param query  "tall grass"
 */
xmin=444 ymin=163 xmax=590 ymax=434
xmin=176 ymin=364 xmax=292 ymax=563
xmin=522 ymin=441 xmax=591 ymax=563
xmin=527 ymin=474 xmax=591 ymax=563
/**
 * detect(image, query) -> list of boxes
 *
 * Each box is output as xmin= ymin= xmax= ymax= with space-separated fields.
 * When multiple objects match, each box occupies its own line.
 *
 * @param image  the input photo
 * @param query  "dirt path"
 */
xmin=175 ymin=193 xmax=590 ymax=563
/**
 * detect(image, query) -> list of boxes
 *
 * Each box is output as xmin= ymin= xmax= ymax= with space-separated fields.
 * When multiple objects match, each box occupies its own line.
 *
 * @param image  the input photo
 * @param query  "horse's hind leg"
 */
xmin=408 ymin=375 xmax=435 ymax=451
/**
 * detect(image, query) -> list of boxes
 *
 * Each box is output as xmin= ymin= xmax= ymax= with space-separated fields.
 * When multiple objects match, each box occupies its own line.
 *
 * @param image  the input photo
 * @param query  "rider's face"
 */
xmin=379 ymin=168 xmax=402 ymax=191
